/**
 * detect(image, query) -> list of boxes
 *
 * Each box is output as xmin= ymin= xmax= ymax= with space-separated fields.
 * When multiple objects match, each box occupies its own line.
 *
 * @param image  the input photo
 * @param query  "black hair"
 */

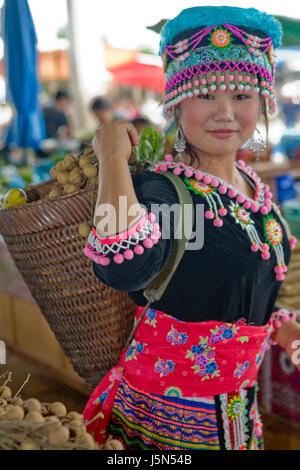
xmin=90 ymin=97 xmax=111 ymax=112
xmin=131 ymin=117 xmax=151 ymax=127
xmin=55 ymin=90 xmax=70 ymax=101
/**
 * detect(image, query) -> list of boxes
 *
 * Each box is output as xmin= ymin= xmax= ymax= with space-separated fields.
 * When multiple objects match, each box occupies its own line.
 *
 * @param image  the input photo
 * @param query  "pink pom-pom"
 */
xmin=203 ymin=175 xmax=212 ymax=184
xmin=289 ymin=311 xmax=296 ymax=321
xmin=261 ymin=243 xmax=269 ymax=251
xmin=251 ymin=243 xmax=259 ymax=252
xmin=260 ymin=206 xmax=268 ymax=215
xmin=276 ymin=273 xmax=285 ymax=281
xmin=205 ymin=210 xmax=214 ymax=220
xmin=160 ymin=163 xmax=168 ymax=172
xmin=275 ymin=265 xmax=283 ymax=274
xmin=290 ymin=236 xmax=297 ymax=250
xmin=218 ymin=185 xmax=227 ymax=195
xmin=282 ymin=265 xmax=288 ymax=273
xmin=264 ymin=184 xmax=270 ymax=193
xmin=213 ymin=218 xmax=223 ymax=227
xmin=154 ymin=230 xmax=162 ymax=239
xmin=143 ymin=238 xmax=154 ymax=249
xmin=124 ymin=249 xmax=134 ymax=260
xmin=251 ymin=203 xmax=259 ymax=212
xmin=274 ymin=320 xmax=282 ymax=328
xmin=219 ymin=208 xmax=227 ymax=216
xmin=237 ymin=160 xmax=246 ymax=167
xmin=113 ymin=253 xmax=124 ymax=264
xmin=99 ymin=255 xmax=111 ymax=266
xmin=237 ymin=194 xmax=245 ymax=204
xmin=184 ymin=169 xmax=193 ymax=178
xmin=281 ymin=314 xmax=289 ymax=322
xmin=149 ymin=233 xmax=158 ymax=242
xmin=265 ymin=191 xmax=273 ymax=199
xmin=195 ymin=171 xmax=203 ymax=180
xmin=148 ymin=212 xmax=156 ymax=223
xmin=134 ymin=244 xmax=144 ymax=255
xmin=152 ymin=222 xmax=160 ymax=231
xmin=211 ymin=178 xmax=219 ymax=187
xmin=243 ymin=200 xmax=251 ymax=209
xmin=261 ymin=251 xmax=270 ymax=260
xmin=173 ymin=167 xmax=182 ymax=175
xmin=228 ymin=189 xmax=237 ymax=198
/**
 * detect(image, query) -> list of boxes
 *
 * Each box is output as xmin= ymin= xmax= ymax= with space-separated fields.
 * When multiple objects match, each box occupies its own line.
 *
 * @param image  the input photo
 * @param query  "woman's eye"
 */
xmin=235 ymin=94 xmax=250 ymax=100
xmin=198 ymin=94 xmax=213 ymax=100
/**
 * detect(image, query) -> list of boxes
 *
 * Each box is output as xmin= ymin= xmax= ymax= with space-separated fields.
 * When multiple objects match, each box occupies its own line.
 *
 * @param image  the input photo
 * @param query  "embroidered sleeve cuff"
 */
xmin=83 ymin=209 xmax=162 ymax=265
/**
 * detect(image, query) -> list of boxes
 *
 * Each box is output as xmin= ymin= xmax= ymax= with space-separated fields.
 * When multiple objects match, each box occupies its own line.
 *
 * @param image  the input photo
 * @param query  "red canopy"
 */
xmin=108 ymin=61 xmax=165 ymax=94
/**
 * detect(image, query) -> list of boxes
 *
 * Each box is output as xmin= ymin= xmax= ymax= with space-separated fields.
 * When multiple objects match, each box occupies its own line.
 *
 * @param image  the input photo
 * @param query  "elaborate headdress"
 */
xmin=159 ymin=6 xmax=283 ymax=120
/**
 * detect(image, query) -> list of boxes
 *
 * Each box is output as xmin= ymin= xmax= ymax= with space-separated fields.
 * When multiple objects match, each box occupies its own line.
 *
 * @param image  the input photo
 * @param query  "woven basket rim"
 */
xmin=1 ymin=181 xmax=96 ymax=214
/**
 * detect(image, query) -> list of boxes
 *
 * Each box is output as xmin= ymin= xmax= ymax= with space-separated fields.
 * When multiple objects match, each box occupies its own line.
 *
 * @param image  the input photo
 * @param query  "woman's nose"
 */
xmin=215 ymin=98 xmax=234 ymax=121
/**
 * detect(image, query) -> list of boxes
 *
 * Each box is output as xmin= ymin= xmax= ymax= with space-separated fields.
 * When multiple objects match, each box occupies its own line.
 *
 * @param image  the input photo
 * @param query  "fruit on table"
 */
xmin=3 ymin=188 xmax=27 ymax=209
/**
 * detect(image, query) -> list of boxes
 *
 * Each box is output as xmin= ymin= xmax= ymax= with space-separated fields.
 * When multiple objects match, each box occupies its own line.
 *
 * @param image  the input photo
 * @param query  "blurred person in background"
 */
xmin=130 ymin=116 xmax=153 ymax=135
xmin=43 ymin=90 xmax=73 ymax=139
xmin=90 ymin=96 xmax=115 ymax=126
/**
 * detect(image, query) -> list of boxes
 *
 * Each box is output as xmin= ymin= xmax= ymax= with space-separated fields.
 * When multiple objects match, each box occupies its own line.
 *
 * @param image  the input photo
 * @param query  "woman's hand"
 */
xmin=271 ymin=319 xmax=300 ymax=373
xmin=92 ymin=121 xmax=139 ymax=163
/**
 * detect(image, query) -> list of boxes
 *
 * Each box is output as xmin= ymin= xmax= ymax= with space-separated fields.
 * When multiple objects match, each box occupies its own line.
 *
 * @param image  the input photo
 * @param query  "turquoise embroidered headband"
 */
xmin=159 ymin=6 xmax=283 ymax=120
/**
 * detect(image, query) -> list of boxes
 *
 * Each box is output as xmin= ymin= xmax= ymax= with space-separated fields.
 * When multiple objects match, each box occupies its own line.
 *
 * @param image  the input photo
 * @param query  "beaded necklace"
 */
xmin=151 ymin=156 xmax=297 ymax=281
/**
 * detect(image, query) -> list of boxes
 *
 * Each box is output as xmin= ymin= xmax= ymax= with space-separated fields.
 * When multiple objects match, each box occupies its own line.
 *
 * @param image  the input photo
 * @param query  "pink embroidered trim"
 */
xmin=83 ymin=210 xmax=161 ymax=265
xmin=92 ymin=210 xmax=146 ymax=245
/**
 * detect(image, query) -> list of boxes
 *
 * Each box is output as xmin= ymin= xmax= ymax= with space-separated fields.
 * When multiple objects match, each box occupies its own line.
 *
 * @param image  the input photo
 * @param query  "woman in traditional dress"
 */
xmin=82 ymin=6 xmax=300 ymax=450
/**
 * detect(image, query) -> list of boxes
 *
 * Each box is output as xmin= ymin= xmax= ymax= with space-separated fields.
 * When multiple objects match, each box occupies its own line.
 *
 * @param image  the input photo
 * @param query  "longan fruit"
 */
xmin=20 ymin=440 xmax=40 ymax=450
xmin=78 ymin=223 xmax=91 ymax=238
xmin=61 ymin=156 xmax=76 ymax=171
xmin=49 ymin=188 xmax=63 ymax=200
xmin=63 ymin=184 xmax=79 ymax=195
xmin=24 ymin=411 xmax=45 ymax=423
xmin=55 ymin=161 xmax=64 ymax=172
xmin=83 ymin=164 xmax=97 ymax=178
xmin=48 ymin=425 xmax=70 ymax=447
xmin=1 ymin=405 xmax=24 ymax=421
xmin=57 ymin=171 xmax=70 ymax=185
xmin=76 ymin=432 xmax=95 ymax=450
xmin=25 ymin=398 xmax=41 ymax=413
xmin=45 ymin=416 xmax=61 ymax=424
xmin=69 ymin=167 xmax=83 ymax=185
xmin=0 ymin=386 xmax=12 ymax=399
xmin=50 ymin=166 xmax=58 ymax=179
xmin=66 ymin=411 xmax=83 ymax=422
xmin=79 ymin=156 xmax=90 ymax=168
xmin=48 ymin=402 xmax=67 ymax=417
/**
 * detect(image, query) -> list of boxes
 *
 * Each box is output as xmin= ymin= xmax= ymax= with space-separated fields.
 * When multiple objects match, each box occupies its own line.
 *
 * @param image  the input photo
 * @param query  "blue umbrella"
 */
xmin=3 ymin=0 xmax=45 ymax=151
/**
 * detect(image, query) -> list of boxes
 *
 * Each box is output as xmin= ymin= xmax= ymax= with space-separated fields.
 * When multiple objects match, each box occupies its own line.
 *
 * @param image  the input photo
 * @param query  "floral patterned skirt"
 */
xmin=83 ymin=306 xmax=272 ymax=449
xmin=107 ymin=375 xmax=264 ymax=450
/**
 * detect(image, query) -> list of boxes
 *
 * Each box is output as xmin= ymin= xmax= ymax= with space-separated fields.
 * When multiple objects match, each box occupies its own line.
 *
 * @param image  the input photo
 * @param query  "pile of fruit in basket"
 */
xmin=0 ymin=372 xmax=123 ymax=450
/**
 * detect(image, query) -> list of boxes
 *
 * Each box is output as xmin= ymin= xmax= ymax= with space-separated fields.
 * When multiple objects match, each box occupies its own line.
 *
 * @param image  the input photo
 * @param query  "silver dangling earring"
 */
xmin=173 ymin=124 xmax=186 ymax=164
xmin=248 ymin=127 xmax=267 ymax=162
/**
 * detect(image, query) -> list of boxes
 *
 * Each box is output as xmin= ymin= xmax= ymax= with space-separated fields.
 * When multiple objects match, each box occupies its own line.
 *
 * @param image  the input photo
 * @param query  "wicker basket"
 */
xmin=0 ymin=180 xmax=137 ymax=389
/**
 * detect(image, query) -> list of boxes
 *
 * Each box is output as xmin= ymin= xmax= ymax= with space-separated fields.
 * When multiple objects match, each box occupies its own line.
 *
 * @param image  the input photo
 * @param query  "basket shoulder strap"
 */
xmin=143 ymin=172 xmax=194 ymax=302
xmin=124 ymin=172 xmax=194 ymax=349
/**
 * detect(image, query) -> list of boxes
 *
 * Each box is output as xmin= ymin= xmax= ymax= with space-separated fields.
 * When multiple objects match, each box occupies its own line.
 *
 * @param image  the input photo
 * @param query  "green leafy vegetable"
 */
xmin=132 ymin=126 xmax=165 ymax=171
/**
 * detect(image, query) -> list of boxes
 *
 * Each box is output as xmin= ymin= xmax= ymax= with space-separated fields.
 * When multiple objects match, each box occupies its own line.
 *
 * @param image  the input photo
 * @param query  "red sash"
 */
xmin=83 ymin=307 xmax=272 ymax=444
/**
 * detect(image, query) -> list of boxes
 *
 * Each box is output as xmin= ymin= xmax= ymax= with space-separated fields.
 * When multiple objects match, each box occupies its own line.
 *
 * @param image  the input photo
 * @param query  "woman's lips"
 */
xmin=207 ymin=130 xmax=237 ymax=139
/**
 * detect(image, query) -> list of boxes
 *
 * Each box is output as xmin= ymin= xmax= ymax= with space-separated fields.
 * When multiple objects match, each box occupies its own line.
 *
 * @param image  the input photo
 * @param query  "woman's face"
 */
xmin=177 ymin=71 xmax=261 ymax=158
